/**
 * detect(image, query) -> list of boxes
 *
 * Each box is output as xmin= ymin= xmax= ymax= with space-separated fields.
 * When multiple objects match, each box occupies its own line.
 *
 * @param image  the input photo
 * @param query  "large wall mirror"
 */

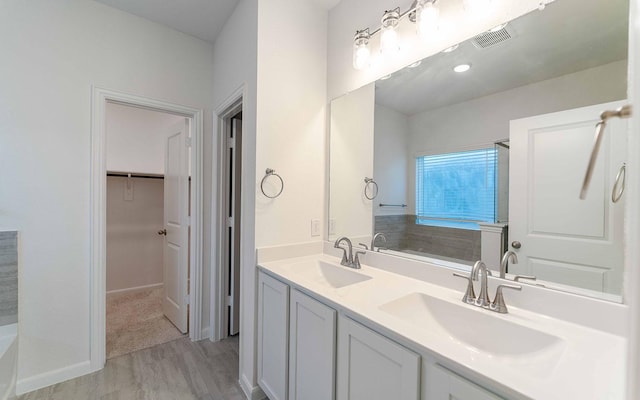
xmin=329 ymin=0 xmax=629 ymax=301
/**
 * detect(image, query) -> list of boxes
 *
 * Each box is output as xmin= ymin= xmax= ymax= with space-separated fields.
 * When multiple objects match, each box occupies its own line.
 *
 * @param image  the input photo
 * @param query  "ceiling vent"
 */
xmin=471 ymin=26 xmax=513 ymax=49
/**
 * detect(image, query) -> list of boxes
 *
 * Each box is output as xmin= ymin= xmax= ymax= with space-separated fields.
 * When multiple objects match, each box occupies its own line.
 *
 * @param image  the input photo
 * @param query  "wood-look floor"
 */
xmin=19 ymin=336 xmax=245 ymax=400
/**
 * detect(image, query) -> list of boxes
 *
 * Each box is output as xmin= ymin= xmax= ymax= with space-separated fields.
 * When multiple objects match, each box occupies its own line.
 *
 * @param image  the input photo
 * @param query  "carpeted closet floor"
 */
xmin=106 ymin=287 xmax=185 ymax=359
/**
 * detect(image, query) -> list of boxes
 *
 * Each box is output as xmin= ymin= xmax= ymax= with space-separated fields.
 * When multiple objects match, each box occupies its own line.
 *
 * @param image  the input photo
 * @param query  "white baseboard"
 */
xmin=106 ymin=283 xmax=163 ymax=296
xmin=239 ymin=374 xmax=266 ymax=400
xmin=16 ymin=360 xmax=91 ymax=395
xmin=197 ymin=326 xmax=210 ymax=341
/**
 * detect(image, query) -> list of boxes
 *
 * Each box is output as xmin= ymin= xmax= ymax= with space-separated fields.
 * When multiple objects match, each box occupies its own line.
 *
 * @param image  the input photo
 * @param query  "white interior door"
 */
xmin=229 ymin=117 xmax=242 ymax=335
xmin=509 ymin=101 xmax=627 ymax=294
xmin=162 ymin=117 xmax=190 ymax=333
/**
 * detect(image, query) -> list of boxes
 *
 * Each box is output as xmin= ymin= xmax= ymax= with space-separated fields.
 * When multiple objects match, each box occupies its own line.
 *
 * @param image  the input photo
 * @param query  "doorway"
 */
xmin=104 ymin=103 xmax=190 ymax=358
xmin=215 ymin=98 xmax=243 ymax=341
xmin=90 ymin=88 xmax=205 ymax=371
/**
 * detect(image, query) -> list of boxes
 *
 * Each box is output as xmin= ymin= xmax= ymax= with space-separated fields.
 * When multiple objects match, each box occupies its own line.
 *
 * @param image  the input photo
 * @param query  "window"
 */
xmin=416 ymin=148 xmax=497 ymax=227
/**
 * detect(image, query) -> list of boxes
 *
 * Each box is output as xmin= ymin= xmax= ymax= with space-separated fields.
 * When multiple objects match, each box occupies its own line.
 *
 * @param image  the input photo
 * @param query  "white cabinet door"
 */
xmin=162 ymin=118 xmax=190 ymax=333
xmin=289 ymin=289 xmax=336 ymax=400
xmin=257 ymin=271 xmax=290 ymax=400
xmin=425 ymin=364 xmax=503 ymax=400
xmin=337 ymin=315 xmax=420 ymax=400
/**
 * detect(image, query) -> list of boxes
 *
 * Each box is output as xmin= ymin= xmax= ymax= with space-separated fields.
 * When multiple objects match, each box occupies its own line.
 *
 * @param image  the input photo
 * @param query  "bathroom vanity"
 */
xmin=256 ymin=250 xmax=625 ymax=400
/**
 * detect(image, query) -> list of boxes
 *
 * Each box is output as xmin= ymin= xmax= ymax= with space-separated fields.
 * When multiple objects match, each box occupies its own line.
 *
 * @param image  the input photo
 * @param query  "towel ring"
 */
xmin=612 ymin=163 xmax=626 ymax=203
xmin=364 ymin=177 xmax=378 ymax=200
xmin=261 ymin=168 xmax=284 ymax=199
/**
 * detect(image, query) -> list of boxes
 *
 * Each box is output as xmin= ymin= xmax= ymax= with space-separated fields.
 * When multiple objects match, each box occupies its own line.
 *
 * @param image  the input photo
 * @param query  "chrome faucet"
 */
xmin=471 ymin=261 xmax=492 ymax=308
xmin=334 ymin=237 xmax=363 ymax=269
xmin=453 ymin=260 xmax=522 ymax=314
xmin=499 ymin=251 xmax=518 ymax=279
xmin=334 ymin=237 xmax=353 ymax=266
xmin=501 ymin=250 xmax=538 ymax=283
xmin=371 ymin=232 xmax=387 ymax=252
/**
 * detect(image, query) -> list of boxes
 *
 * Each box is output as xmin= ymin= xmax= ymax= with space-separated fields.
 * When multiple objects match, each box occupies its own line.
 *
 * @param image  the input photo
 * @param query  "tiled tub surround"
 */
xmin=257 ymin=242 xmax=628 ymax=400
xmin=375 ymin=215 xmax=481 ymax=262
xmin=0 ymin=232 xmax=17 ymax=326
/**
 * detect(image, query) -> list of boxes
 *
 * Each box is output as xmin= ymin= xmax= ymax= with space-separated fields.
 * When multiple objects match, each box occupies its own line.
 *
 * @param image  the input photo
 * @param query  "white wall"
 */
xmin=211 ymin=0 xmax=259 ymax=397
xmin=329 ymin=84 xmax=375 ymax=240
xmin=255 ymin=0 xmax=328 ymax=248
xmin=374 ymin=104 xmax=409 ymax=216
xmin=235 ymin=0 xmax=329 ymax=396
xmin=0 ymin=0 xmax=214 ymax=392
xmin=106 ymin=176 xmax=163 ymax=292
xmin=106 ymin=103 xmax=184 ymax=175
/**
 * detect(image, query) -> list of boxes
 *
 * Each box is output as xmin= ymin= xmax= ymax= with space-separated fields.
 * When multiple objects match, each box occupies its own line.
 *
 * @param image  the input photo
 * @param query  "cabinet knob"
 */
xmin=511 ymin=241 xmax=522 ymax=249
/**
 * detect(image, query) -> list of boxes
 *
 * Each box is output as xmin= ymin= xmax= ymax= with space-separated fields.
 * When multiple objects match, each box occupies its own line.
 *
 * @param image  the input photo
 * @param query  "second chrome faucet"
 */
xmin=334 ymin=237 xmax=365 ymax=269
xmin=454 ymin=260 xmax=521 ymax=314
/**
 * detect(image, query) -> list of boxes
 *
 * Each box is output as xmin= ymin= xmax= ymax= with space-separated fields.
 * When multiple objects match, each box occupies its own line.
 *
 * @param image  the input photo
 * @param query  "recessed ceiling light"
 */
xmin=488 ymin=23 xmax=507 ymax=32
xmin=442 ymin=44 xmax=459 ymax=53
xmin=453 ymin=64 xmax=471 ymax=73
xmin=380 ymin=74 xmax=392 ymax=80
xmin=408 ymin=61 xmax=422 ymax=68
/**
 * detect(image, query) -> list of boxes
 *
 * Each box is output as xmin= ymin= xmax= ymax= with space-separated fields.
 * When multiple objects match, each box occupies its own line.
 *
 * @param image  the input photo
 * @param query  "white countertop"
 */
xmin=258 ymin=253 xmax=626 ymax=400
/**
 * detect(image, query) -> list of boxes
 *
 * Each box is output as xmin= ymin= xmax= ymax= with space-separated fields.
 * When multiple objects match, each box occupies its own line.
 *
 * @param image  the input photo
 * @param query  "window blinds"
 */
xmin=416 ymin=148 xmax=497 ymax=223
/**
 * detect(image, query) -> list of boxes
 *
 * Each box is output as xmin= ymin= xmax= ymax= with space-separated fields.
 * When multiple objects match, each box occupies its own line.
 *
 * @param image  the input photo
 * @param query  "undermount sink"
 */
xmin=285 ymin=260 xmax=372 ymax=289
xmin=379 ymin=292 xmax=564 ymax=357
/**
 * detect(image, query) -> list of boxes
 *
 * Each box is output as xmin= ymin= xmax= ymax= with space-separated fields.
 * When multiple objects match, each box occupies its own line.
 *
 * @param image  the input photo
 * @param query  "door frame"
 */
xmin=211 ymin=86 xmax=244 ymax=341
xmin=90 ymin=87 xmax=204 ymax=371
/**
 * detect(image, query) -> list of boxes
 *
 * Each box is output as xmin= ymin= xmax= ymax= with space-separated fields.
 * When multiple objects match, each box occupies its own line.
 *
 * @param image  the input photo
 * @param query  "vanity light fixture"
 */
xmin=353 ymin=29 xmax=371 ymax=70
xmin=415 ymin=0 xmax=440 ymax=39
xmin=453 ymin=63 xmax=471 ymax=72
xmin=380 ymin=8 xmax=401 ymax=56
xmin=351 ymin=0 xmax=501 ymax=70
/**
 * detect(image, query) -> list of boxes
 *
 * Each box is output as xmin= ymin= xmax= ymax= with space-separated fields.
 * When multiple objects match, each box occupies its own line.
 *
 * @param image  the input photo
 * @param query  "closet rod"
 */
xmin=107 ymin=172 xmax=164 ymax=180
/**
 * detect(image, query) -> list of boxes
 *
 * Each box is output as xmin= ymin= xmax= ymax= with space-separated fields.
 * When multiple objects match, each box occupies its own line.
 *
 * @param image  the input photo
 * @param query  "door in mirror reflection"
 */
xmin=509 ymin=101 xmax=627 ymax=294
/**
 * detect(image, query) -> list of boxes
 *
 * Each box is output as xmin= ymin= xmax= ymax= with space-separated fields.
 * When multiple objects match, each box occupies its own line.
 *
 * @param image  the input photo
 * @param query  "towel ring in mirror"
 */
xmin=612 ymin=163 xmax=626 ymax=203
xmin=261 ymin=168 xmax=284 ymax=198
xmin=364 ymin=177 xmax=378 ymax=200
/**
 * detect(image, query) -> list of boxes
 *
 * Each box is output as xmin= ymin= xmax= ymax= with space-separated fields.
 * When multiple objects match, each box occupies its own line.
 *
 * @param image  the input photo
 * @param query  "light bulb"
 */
xmin=380 ymin=8 xmax=400 ymax=57
xmin=380 ymin=27 xmax=399 ymax=56
xmin=416 ymin=1 xmax=439 ymax=39
xmin=352 ymin=29 xmax=371 ymax=70
xmin=353 ymin=43 xmax=371 ymax=70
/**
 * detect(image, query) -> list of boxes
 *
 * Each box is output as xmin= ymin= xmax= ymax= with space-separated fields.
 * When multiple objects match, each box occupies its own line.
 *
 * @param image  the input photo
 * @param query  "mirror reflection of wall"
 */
xmin=330 ymin=0 xmax=629 ymax=300
xmin=329 ymin=83 xmax=375 ymax=242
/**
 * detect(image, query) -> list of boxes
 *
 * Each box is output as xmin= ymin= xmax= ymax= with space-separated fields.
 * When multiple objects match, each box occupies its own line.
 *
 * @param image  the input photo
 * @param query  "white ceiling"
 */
xmin=375 ymin=0 xmax=629 ymax=116
xmin=94 ymin=0 xmax=342 ymax=44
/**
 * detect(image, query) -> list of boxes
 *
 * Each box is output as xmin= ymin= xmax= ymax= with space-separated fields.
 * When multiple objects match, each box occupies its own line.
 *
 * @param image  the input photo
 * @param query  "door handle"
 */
xmin=580 ymin=105 xmax=631 ymax=199
xmin=511 ymin=241 xmax=522 ymax=249
xmin=158 ymin=229 xmax=167 ymax=236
